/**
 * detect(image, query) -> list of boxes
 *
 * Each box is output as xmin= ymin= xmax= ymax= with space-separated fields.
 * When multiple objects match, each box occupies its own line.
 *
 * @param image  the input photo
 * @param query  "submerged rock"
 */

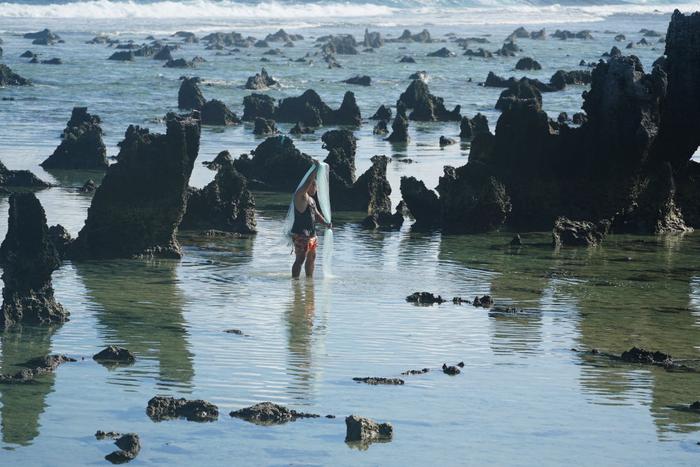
xmin=0 ymin=354 xmax=75 ymax=384
xmin=343 ymin=75 xmax=371 ymax=86
xmin=41 ymin=107 xmax=108 ymax=170
xmin=105 ymin=433 xmax=140 ymax=464
xmin=68 ymin=113 xmax=200 ymax=259
xmin=79 ymin=180 xmax=98 ymax=193
xmin=442 ymin=363 xmax=461 ymax=375
xmin=108 ymin=51 xmax=134 ymax=61
xmin=181 ymin=160 xmax=256 ymax=234
xmin=552 ymin=217 xmax=606 ymax=247
xmin=620 ymin=347 xmax=673 ymax=366
xmin=515 ymin=57 xmax=542 ymax=70
xmin=93 ymin=346 xmax=136 ymax=364
xmin=178 ymin=76 xmax=205 ymax=110
xmin=230 ymin=402 xmax=319 ymax=425
xmin=345 ymin=415 xmax=393 ymax=443
xmin=353 ymin=377 xmax=404 ymax=385
xmin=406 ymin=292 xmax=445 ymax=304
xmin=0 ymin=193 xmax=68 ymax=328
xmin=401 ymin=368 xmax=430 ymax=375
xmin=427 ymin=47 xmax=455 ymax=57
xmin=147 ymin=396 xmax=219 ymax=422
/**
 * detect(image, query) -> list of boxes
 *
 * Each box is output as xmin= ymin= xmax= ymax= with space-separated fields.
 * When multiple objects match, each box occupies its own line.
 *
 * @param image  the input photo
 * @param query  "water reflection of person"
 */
xmin=74 ymin=259 xmax=194 ymax=389
xmin=285 ymin=280 xmax=316 ymax=399
xmin=0 ymin=325 xmax=58 ymax=445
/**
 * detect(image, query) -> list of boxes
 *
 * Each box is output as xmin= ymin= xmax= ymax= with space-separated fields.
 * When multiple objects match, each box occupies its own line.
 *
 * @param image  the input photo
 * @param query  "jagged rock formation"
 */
xmin=0 ymin=64 xmax=30 ymax=86
xmin=41 ymin=107 xmax=108 ymax=170
xmin=0 ymin=193 xmax=68 ymax=328
xmin=552 ymin=217 xmax=607 ymax=246
xmin=233 ymin=136 xmax=313 ymax=191
xmin=68 ymin=113 xmax=200 ymax=259
xmin=243 ymin=89 xmax=361 ymax=127
xmin=397 ymin=80 xmax=460 ymax=121
xmin=178 ymin=76 xmax=205 ymax=110
xmin=386 ymin=105 xmax=409 ymax=143
xmin=245 ymin=68 xmax=278 ymax=90
xmin=370 ymin=105 xmax=392 ymax=121
xmin=253 ymin=117 xmax=277 ymax=135
xmin=459 ymin=113 xmax=489 ymax=139
xmin=201 ymin=99 xmax=240 ymax=126
xmin=180 ymin=159 xmax=256 ymax=234
xmin=401 ymin=30 xmax=700 ymax=235
xmin=0 ymin=160 xmax=50 ymax=190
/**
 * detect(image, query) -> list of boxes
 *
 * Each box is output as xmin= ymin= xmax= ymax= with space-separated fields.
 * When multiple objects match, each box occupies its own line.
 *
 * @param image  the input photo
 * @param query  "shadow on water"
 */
xmin=72 ymin=259 xmax=195 ymax=390
xmin=440 ymin=230 xmax=700 ymax=438
xmin=0 ymin=325 xmax=59 ymax=446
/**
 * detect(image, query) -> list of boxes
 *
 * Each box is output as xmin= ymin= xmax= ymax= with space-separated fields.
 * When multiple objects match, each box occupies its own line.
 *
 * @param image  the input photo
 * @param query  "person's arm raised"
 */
xmin=294 ymin=160 xmax=320 ymax=210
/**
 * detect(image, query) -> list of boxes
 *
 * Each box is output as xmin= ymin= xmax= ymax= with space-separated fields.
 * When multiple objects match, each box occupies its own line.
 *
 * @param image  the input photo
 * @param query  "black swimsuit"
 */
xmin=292 ymin=198 xmax=316 ymax=237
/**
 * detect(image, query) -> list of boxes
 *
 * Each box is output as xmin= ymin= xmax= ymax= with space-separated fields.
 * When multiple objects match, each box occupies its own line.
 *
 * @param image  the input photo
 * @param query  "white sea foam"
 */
xmin=0 ymin=0 xmax=696 ymax=26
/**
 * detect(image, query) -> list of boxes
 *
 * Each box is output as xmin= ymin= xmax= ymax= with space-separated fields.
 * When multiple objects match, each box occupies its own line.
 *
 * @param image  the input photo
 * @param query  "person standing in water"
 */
xmin=292 ymin=161 xmax=331 ymax=278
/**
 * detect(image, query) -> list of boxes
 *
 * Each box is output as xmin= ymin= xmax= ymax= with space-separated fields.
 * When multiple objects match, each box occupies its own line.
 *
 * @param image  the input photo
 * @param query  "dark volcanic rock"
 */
xmin=0 ymin=193 xmax=68 ymax=328
xmin=370 ymin=105 xmax=392 ymax=121
xmin=345 ymin=416 xmax=393 ymax=443
xmin=427 ymin=47 xmax=455 ymax=57
xmin=552 ymin=217 xmax=606 ymax=247
xmin=79 ymin=179 xmax=98 ymax=193
xmin=274 ymin=89 xmax=360 ymax=126
xmin=245 ymin=68 xmax=278 ymax=90
xmin=351 ymin=156 xmax=392 ymax=214
xmin=105 ymin=433 xmax=140 ymax=464
xmin=242 ymin=93 xmax=276 ymax=121
xmin=178 ymin=76 xmax=205 ymax=110
xmin=253 ymin=117 xmax=277 ymax=136
xmin=203 ymin=150 xmax=233 ymax=170
xmin=48 ymin=224 xmax=72 ymax=258
xmin=363 ymin=29 xmax=383 ymax=48
xmin=343 ymin=75 xmax=371 ymax=86
xmin=289 ymin=122 xmax=314 ymax=135
xmin=495 ymin=78 xmax=543 ymax=111
xmin=459 ymin=113 xmax=489 ymax=139
xmin=387 ymin=109 xmax=409 ymax=143
xmin=620 ymin=347 xmax=672 ymax=366
xmin=0 ymin=354 xmax=75 ymax=384
xmin=398 ymin=80 xmax=460 ymax=121
xmin=230 ymin=402 xmax=319 ymax=425
xmin=181 ymin=160 xmax=256 ymax=234
xmin=406 ymin=291 xmax=445 ymax=304
xmin=439 ymin=136 xmax=456 ymax=147
xmin=153 ymin=46 xmax=174 ymax=61
xmin=68 ymin=113 xmax=200 ymax=259
xmin=41 ymin=107 xmax=108 ymax=170
xmin=399 ymin=55 xmax=416 ymax=63
xmin=265 ymin=29 xmax=303 ymax=42
xmin=0 ymin=64 xmax=30 ymax=86
xmin=391 ymin=29 xmax=432 ymax=43
xmin=108 ymin=51 xmax=134 ymax=61
xmin=442 ymin=363 xmax=461 ymax=375
xmin=164 ymin=58 xmax=194 ymax=68
xmin=373 ymin=120 xmax=388 ymax=135
xmin=234 ymin=136 xmax=312 ymax=191
xmin=147 ymin=396 xmax=219 ymax=422
xmin=201 ymin=99 xmax=240 ymax=126
xmin=40 ymin=58 xmax=62 ymax=65
xmin=24 ymin=29 xmax=60 ymax=45
xmin=0 ymin=160 xmax=50 ymax=190
xmin=320 ymin=34 xmax=358 ymax=55
xmin=549 ymin=69 xmax=592 ymax=90
xmin=515 ymin=57 xmax=542 ymax=70
xmin=93 ymin=346 xmax=136 ymax=364
xmin=399 ymin=176 xmax=440 ymax=227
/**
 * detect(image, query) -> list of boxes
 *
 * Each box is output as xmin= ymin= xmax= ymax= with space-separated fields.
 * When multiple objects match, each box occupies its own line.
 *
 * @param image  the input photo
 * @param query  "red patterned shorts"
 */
xmin=293 ymin=234 xmax=317 ymax=255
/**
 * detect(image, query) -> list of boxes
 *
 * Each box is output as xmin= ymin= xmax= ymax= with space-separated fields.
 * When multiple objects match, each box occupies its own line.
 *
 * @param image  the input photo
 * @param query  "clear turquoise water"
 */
xmin=2 ymin=5 xmax=700 ymax=466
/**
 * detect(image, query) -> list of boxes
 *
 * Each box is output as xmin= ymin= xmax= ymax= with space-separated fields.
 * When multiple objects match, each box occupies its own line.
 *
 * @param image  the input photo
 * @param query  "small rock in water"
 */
xmin=406 ymin=292 xmax=445 ymax=304
xmin=439 ymin=136 xmax=456 ymax=147
xmin=345 ymin=415 xmax=393 ymax=443
xmin=401 ymin=368 xmax=430 ymax=375
xmin=93 ymin=345 xmax=135 ymax=364
xmin=105 ymin=433 xmax=140 ymax=464
xmin=352 ymin=377 xmax=405 ymax=385
xmin=472 ymin=295 xmax=493 ymax=308
xmin=79 ymin=179 xmax=98 ymax=193
xmin=230 ymin=401 xmax=319 ymax=425
xmin=620 ymin=347 xmax=672 ymax=366
xmin=146 ymin=396 xmax=219 ymax=422
xmin=442 ymin=363 xmax=461 ymax=375
xmin=452 ymin=296 xmax=470 ymax=305
xmin=95 ymin=430 xmax=121 ymax=439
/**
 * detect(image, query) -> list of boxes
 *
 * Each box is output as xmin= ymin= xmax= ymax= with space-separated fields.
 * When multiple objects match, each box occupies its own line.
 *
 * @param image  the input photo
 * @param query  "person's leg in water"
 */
xmin=292 ymin=248 xmax=306 ymax=278
xmin=305 ymin=248 xmax=316 ymax=277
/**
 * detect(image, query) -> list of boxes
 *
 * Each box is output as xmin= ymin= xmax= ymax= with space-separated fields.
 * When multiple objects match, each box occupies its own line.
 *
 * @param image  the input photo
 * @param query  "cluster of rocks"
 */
xmin=242 ymin=89 xmax=361 ymax=127
xmin=230 ymin=402 xmax=320 ymax=424
xmin=397 ymin=79 xmax=461 ymax=122
xmin=244 ymin=68 xmax=278 ymax=90
xmin=0 ymin=160 xmax=49 ymax=192
xmin=24 ymin=28 xmax=62 ymax=45
xmin=96 ymin=432 xmax=141 ymax=464
xmin=400 ymin=11 xmax=700 ymax=236
xmin=0 ymin=354 xmax=75 ymax=384
xmin=41 ymin=107 xmax=108 ymax=170
xmin=180 ymin=153 xmax=256 ymax=234
xmin=0 ymin=64 xmax=30 ymax=86
xmin=177 ymin=77 xmax=240 ymax=125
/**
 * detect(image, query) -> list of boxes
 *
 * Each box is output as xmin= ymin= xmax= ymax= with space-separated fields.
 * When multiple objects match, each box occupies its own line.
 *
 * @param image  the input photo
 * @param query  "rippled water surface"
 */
xmin=2 ymin=4 xmax=700 ymax=466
